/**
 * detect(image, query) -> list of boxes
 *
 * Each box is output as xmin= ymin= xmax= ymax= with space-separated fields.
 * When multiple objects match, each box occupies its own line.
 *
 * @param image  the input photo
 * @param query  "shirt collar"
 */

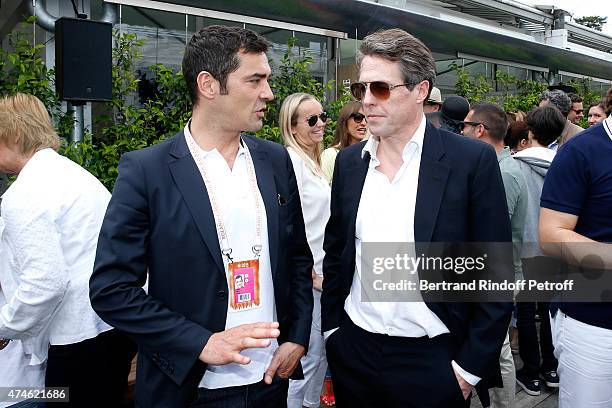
xmin=184 ymin=118 xmax=246 ymax=157
xmin=361 ymin=114 xmax=426 ymax=161
xmin=604 ymin=115 xmax=612 ymax=142
xmin=497 ymin=146 xmax=511 ymax=162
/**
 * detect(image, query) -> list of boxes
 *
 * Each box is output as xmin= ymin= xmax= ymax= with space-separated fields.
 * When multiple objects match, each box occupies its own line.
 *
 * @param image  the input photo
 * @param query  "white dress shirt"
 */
xmin=0 ymin=149 xmax=112 ymax=365
xmin=328 ymin=115 xmax=480 ymax=385
xmin=287 ymin=148 xmax=330 ymax=276
xmin=183 ymin=126 xmax=278 ymax=390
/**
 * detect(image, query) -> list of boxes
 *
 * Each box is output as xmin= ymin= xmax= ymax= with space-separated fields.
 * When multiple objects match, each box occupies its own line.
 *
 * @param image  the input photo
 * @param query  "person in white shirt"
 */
xmin=320 ymin=101 xmax=368 ymax=184
xmin=279 ymin=93 xmax=331 ymax=408
xmin=0 ymin=93 xmax=135 ymax=407
xmin=321 ymin=28 xmax=513 ymax=407
xmin=0 ymin=281 xmax=45 ymax=408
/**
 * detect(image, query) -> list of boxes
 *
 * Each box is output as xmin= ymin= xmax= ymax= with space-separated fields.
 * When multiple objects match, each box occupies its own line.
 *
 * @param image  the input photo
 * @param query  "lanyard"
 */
xmin=185 ymin=132 xmax=263 ymax=263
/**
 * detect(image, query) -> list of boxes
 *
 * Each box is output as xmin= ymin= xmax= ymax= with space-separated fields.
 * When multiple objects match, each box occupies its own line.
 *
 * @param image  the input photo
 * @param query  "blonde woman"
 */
xmin=0 ymin=93 xmax=135 ymax=407
xmin=280 ymin=93 xmax=331 ymax=408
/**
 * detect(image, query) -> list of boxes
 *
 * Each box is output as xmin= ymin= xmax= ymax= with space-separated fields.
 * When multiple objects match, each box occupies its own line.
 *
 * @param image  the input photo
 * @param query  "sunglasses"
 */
xmin=350 ymin=81 xmax=411 ymax=101
xmin=459 ymin=121 xmax=490 ymax=131
xmin=305 ymin=112 xmax=328 ymax=127
xmin=571 ymin=108 xmax=584 ymax=115
xmin=350 ymin=112 xmax=367 ymax=123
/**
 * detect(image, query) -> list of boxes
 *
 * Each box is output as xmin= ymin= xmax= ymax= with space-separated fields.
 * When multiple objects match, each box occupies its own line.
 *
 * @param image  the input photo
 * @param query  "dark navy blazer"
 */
xmin=90 ymin=131 xmax=314 ymax=407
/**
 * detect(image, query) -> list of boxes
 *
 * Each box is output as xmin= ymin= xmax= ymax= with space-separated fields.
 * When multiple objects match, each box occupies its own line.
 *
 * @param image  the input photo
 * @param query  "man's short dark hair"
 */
xmin=470 ymin=102 xmax=508 ymax=142
xmin=357 ymin=28 xmax=436 ymax=100
xmin=525 ymin=105 xmax=566 ymax=146
xmin=539 ymin=90 xmax=571 ymax=117
xmin=568 ymin=93 xmax=583 ymax=104
xmin=505 ymin=121 xmax=529 ymax=149
xmin=182 ymin=25 xmax=269 ymax=105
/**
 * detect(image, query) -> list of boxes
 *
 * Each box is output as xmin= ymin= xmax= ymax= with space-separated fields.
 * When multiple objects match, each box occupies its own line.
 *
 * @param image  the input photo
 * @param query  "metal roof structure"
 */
xmin=427 ymin=0 xmax=612 ymax=53
xmin=126 ymin=0 xmax=611 ymax=80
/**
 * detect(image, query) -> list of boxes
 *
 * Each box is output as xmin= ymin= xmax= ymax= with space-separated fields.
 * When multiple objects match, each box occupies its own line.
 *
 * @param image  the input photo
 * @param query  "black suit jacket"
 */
xmin=321 ymin=123 xmax=513 ymax=382
xmin=90 ymin=132 xmax=314 ymax=407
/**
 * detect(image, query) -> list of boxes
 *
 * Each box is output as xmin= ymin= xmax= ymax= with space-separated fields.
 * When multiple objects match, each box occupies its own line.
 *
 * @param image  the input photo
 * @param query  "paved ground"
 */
xmin=470 ymin=352 xmax=559 ymax=408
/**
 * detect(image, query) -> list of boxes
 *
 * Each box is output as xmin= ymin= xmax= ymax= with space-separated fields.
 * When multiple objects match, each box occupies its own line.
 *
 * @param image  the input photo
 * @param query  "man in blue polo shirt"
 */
xmin=539 ymin=87 xmax=612 ymax=408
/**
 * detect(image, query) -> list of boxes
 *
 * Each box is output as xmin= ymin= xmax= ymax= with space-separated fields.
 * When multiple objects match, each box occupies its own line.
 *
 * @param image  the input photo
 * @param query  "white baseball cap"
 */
xmin=427 ymin=87 xmax=442 ymax=104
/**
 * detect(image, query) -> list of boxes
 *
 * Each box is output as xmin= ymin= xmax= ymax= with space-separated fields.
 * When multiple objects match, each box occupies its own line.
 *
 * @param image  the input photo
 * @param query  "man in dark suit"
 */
xmin=321 ymin=28 xmax=513 ymax=407
xmin=90 ymin=26 xmax=313 ymax=408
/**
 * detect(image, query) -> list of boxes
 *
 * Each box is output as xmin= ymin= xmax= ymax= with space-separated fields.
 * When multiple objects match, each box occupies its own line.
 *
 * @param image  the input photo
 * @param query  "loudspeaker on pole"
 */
xmin=55 ymin=17 xmax=112 ymax=102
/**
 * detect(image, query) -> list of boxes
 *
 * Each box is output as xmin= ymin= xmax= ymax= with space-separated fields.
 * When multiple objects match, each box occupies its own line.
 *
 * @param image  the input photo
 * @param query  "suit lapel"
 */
xmin=345 ymin=147 xmax=370 ymax=240
xmin=414 ymin=124 xmax=450 ymax=242
xmin=167 ymin=131 xmax=225 ymax=275
xmin=243 ymin=136 xmax=279 ymax=279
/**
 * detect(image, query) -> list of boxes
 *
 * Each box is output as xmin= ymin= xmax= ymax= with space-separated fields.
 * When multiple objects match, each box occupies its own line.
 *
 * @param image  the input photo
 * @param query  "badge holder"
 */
xmin=226 ymin=244 xmax=263 ymax=311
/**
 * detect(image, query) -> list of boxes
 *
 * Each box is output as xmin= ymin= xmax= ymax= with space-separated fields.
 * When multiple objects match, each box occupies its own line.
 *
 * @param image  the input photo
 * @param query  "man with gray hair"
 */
xmin=539 ymin=90 xmax=583 ymax=147
xmin=321 ymin=28 xmax=513 ymax=407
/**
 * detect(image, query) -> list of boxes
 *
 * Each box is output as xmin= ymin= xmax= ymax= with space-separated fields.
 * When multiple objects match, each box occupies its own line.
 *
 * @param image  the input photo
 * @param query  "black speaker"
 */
xmin=55 ymin=18 xmax=112 ymax=102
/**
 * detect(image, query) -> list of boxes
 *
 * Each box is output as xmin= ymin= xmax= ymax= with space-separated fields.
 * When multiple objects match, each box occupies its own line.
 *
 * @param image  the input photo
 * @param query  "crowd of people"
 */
xmin=0 ymin=24 xmax=610 ymax=408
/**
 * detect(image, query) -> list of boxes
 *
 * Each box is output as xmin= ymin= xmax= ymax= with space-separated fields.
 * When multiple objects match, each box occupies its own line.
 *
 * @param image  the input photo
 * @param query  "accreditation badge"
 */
xmin=228 ymin=259 xmax=261 ymax=311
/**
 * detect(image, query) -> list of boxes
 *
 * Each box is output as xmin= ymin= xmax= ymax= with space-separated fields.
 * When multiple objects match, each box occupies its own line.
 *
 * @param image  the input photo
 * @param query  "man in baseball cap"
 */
xmin=424 ymin=86 xmax=443 ymax=113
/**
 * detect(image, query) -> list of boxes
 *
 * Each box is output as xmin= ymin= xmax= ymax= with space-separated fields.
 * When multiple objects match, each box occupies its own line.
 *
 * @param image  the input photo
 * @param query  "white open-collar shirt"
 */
xmin=183 ymin=124 xmax=278 ymax=389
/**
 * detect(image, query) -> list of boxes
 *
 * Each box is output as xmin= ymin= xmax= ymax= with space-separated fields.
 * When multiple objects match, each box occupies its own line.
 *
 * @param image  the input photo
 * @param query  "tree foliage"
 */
xmin=574 ymin=16 xmax=607 ymax=31
xmin=452 ymin=63 xmax=547 ymax=113
xmin=0 ymin=17 xmax=73 ymax=137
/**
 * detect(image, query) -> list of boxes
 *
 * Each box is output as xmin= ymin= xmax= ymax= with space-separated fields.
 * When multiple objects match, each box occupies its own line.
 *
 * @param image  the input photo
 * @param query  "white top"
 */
xmin=320 ymin=147 xmax=339 ymax=184
xmin=183 ymin=127 xmax=277 ymax=389
xmin=346 ymin=115 xmax=449 ymax=338
xmin=0 ymin=287 xmax=44 ymax=402
xmin=339 ymin=115 xmax=479 ymax=385
xmin=287 ymin=148 xmax=331 ymax=277
xmin=0 ymin=149 xmax=112 ymax=365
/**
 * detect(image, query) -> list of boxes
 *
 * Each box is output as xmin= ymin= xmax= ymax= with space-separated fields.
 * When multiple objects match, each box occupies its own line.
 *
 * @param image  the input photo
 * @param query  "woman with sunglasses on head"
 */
xmin=587 ymin=100 xmax=606 ymax=127
xmin=321 ymin=101 xmax=368 ymax=184
xmin=279 ymin=93 xmax=331 ymax=408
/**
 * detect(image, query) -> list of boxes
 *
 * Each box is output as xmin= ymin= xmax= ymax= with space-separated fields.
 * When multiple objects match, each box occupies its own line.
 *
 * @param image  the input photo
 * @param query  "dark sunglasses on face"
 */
xmin=306 ymin=112 xmax=328 ymax=127
xmin=571 ymin=108 xmax=584 ymax=115
xmin=350 ymin=112 xmax=367 ymax=123
xmin=350 ymin=81 xmax=412 ymax=101
xmin=459 ymin=121 xmax=490 ymax=131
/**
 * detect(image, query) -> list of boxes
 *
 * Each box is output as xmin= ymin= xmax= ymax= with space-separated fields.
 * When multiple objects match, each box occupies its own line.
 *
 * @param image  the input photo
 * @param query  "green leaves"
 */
xmin=451 ymin=63 xmax=547 ymax=113
xmin=0 ymin=20 xmax=73 ymax=137
xmin=257 ymin=37 xmax=351 ymax=144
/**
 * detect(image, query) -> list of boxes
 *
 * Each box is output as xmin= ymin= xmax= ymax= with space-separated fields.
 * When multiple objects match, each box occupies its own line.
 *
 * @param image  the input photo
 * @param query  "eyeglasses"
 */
xmin=350 ymin=81 xmax=412 ymax=101
xmin=305 ymin=112 xmax=329 ymax=127
xmin=350 ymin=112 xmax=367 ymax=123
xmin=459 ymin=121 xmax=490 ymax=131
xmin=571 ymin=108 xmax=584 ymax=115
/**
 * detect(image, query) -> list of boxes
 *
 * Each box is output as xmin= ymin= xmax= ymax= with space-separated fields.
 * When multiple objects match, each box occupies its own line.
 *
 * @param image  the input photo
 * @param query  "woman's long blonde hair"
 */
xmin=279 ymin=93 xmax=324 ymax=177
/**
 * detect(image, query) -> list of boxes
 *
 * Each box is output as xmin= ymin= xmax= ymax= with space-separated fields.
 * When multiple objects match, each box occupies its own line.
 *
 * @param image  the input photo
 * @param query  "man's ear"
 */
xmin=196 ymin=71 xmax=218 ymax=100
xmin=416 ymin=80 xmax=430 ymax=104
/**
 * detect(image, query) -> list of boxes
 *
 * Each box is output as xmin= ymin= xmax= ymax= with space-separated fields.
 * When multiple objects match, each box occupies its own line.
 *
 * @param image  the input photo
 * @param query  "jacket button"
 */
xmin=217 ymin=290 xmax=226 ymax=298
